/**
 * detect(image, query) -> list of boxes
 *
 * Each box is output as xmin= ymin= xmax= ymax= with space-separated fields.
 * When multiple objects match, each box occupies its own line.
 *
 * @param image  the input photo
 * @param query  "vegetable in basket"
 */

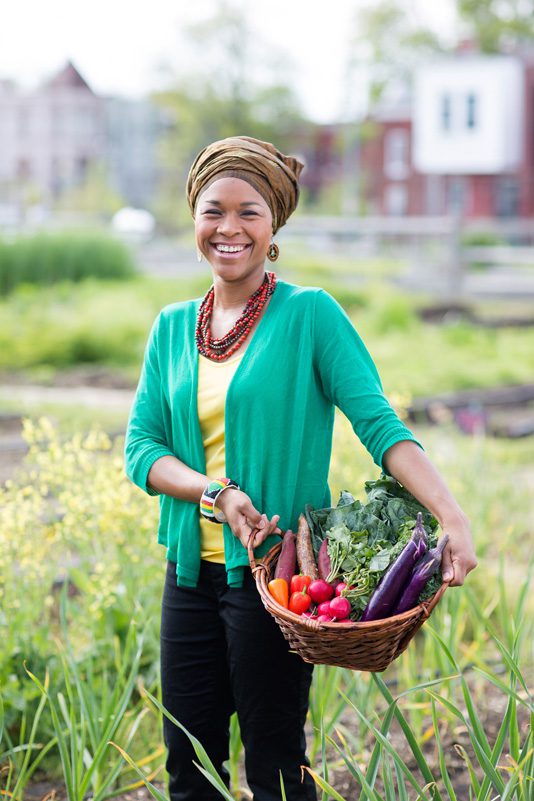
xmin=290 ymin=574 xmax=312 ymax=594
xmin=296 ymin=514 xmax=319 ymax=579
xmin=306 ymin=477 xmax=442 ymax=621
xmin=267 ymin=578 xmax=288 ymax=608
xmin=274 ymin=529 xmax=297 ymax=585
xmin=289 ymin=589 xmax=312 ymax=615
xmin=360 ymin=512 xmax=428 ymax=622
xmin=394 ymin=533 xmax=449 ymax=615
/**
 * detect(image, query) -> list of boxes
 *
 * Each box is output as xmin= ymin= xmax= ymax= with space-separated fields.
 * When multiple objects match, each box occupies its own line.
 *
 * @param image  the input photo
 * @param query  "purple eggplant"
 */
xmin=360 ymin=518 xmax=429 ymax=622
xmin=413 ymin=512 xmax=428 ymax=548
xmin=394 ymin=534 xmax=449 ymax=615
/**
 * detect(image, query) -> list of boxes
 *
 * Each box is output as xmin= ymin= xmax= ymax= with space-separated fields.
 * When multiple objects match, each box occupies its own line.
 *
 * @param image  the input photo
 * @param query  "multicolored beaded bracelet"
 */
xmin=200 ymin=478 xmax=240 ymax=524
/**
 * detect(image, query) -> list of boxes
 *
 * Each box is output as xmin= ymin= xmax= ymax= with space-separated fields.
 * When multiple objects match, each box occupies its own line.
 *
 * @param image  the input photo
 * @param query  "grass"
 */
xmin=1 ymin=265 xmax=533 ymax=396
xmin=0 ymin=231 xmax=136 ymax=295
xmin=1 ymin=252 xmax=533 ymax=798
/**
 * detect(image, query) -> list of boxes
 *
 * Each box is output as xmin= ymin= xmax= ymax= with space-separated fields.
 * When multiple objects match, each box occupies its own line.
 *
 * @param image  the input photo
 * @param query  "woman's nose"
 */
xmin=216 ymin=213 xmax=241 ymax=236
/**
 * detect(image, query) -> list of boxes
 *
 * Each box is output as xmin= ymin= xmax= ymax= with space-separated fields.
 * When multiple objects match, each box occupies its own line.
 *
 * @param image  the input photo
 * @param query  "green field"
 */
xmin=1 ymin=252 xmax=533 ymax=800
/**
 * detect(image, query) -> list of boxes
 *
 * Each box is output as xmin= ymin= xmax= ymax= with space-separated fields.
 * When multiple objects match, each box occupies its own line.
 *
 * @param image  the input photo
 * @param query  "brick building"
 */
xmin=359 ymin=51 xmax=534 ymax=218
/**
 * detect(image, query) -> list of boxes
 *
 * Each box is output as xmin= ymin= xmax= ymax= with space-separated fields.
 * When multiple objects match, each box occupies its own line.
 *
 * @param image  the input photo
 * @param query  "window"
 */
xmin=384 ymin=184 xmax=408 ymax=216
xmin=466 ymin=93 xmax=477 ymax=129
xmin=384 ymin=128 xmax=409 ymax=179
xmin=441 ymin=94 xmax=452 ymax=131
xmin=495 ymin=178 xmax=519 ymax=217
xmin=447 ymin=177 xmax=467 ymax=214
xmin=17 ymin=159 xmax=31 ymax=179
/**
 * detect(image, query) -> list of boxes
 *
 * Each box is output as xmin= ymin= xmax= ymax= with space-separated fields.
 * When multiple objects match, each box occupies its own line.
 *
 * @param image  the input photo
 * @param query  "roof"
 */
xmin=43 ymin=60 xmax=93 ymax=92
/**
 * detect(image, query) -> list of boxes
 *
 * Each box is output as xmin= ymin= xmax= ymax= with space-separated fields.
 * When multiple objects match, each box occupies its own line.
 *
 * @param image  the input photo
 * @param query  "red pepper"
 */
xmin=289 ymin=590 xmax=312 ymax=615
xmin=290 ymin=574 xmax=312 ymax=594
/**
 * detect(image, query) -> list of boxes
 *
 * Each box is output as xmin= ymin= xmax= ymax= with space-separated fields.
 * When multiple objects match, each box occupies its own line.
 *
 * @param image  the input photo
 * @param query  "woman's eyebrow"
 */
xmin=201 ymin=199 xmax=263 ymax=207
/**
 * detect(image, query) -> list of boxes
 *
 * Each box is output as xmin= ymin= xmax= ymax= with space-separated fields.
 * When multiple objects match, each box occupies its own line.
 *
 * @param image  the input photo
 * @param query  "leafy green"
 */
xmin=307 ymin=475 xmax=440 ymax=619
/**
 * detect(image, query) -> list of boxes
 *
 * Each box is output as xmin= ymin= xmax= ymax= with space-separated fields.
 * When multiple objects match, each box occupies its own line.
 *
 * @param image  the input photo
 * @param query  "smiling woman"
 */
xmin=123 ymin=134 xmax=476 ymax=801
xmin=195 ymin=178 xmax=273 ymax=286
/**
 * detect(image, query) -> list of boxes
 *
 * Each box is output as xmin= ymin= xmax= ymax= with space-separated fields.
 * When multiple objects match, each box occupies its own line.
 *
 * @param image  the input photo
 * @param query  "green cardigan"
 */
xmin=124 ymin=280 xmax=420 ymax=587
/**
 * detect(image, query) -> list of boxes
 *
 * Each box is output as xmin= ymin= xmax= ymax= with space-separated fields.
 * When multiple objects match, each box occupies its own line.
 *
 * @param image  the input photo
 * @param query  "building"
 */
xmin=359 ymin=51 xmax=534 ymax=218
xmin=0 ymin=61 xmax=164 ymax=214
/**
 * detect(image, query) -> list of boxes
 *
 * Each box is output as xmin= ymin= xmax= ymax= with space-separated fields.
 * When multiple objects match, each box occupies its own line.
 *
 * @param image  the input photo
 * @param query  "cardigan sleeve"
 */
xmin=124 ymin=313 xmax=176 ymax=495
xmin=313 ymin=289 xmax=421 ymax=469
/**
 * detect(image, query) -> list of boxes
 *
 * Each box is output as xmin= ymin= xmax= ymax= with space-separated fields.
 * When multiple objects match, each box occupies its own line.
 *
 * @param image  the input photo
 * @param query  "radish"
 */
xmin=329 ymin=596 xmax=350 ymax=620
xmin=308 ymin=579 xmax=334 ymax=604
xmin=317 ymin=600 xmax=332 ymax=616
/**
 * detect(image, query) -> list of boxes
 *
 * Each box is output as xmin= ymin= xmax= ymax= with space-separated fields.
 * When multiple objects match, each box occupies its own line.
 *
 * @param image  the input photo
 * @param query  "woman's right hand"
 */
xmin=216 ymin=489 xmax=281 ymax=550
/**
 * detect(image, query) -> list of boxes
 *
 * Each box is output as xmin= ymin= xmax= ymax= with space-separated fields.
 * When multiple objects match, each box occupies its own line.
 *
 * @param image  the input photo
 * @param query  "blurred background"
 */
xmin=1 ymin=2 xmax=534 ymax=798
xmin=2 ymin=0 xmax=534 ymax=460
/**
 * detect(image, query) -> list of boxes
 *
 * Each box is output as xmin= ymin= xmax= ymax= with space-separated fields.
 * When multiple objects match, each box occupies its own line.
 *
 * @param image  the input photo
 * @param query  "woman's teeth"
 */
xmin=214 ymin=244 xmax=247 ymax=252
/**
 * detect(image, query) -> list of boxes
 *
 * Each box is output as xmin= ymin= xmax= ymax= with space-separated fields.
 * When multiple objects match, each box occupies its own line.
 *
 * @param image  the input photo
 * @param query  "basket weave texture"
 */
xmin=248 ymin=536 xmax=448 ymax=672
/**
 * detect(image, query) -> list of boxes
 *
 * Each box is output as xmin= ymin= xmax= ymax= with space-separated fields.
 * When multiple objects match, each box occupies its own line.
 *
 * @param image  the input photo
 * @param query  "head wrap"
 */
xmin=186 ymin=135 xmax=304 ymax=233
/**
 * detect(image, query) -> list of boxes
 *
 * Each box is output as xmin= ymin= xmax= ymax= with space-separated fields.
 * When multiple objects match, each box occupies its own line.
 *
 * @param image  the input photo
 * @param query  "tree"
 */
xmin=149 ymin=2 xmax=310 ymax=232
xmin=457 ymin=0 xmax=534 ymax=52
xmin=345 ymin=0 xmax=445 ymax=107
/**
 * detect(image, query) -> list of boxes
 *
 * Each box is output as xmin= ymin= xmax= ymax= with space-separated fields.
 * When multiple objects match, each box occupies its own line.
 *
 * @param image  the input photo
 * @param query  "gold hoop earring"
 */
xmin=267 ymin=242 xmax=279 ymax=262
xmin=196 ymin=250 xmax=203 ymax=263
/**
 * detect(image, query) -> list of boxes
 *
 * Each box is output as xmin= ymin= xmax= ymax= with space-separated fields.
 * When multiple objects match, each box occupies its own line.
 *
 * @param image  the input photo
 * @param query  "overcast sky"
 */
xmin=0 ymin=0 xmax=457 ymax=123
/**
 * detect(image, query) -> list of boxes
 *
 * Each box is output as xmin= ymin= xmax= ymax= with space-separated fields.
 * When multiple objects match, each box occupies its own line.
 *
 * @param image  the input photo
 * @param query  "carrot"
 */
xmin=296 ymin=514 xmax=319 ymax=580
xmin=268 ymin=578 xmax=289 ymax=608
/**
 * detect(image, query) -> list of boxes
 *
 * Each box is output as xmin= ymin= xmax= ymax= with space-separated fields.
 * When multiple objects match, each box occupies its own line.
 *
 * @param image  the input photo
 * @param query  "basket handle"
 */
xmin=246 ymin=527 xmax=284 ymax=575
xmin=247 ymin=528 xmax=261 ymax=572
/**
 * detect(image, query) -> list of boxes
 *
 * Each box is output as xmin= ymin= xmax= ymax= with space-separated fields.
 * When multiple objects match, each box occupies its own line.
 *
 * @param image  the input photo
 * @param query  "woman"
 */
xmin=124 ymin=136 xmax=477 ymax=801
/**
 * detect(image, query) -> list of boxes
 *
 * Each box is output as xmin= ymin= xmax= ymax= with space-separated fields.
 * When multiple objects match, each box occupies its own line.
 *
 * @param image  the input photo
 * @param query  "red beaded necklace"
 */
xmin=196 ymin=272 xmax=277 ymax=361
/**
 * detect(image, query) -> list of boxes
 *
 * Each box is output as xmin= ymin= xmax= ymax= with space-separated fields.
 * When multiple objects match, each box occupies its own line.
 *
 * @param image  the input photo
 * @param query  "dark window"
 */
xmin=441 ymin=94 xmax=452 ymax=131
xmin=495 ymin=178 xmax=520 ymax=218
xmin=466 ymin=93 xmax=477 ymax=128
xmin=17 ymin=159 xmax=31 ymax=178
xmin=447 ymin=177 xmax=466 ymax=214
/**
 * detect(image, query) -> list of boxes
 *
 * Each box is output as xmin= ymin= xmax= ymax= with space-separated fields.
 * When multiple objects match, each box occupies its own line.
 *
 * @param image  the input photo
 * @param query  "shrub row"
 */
xmin=0 ymin=231 xmax=136 ymax=294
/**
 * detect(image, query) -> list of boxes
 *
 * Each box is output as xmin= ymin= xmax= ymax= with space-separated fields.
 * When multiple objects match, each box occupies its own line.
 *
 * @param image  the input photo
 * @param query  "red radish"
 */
xmin=335 ymin=582 xmax=347 ymax=596
xmin=317 ymin=600 xmax=332 ymax=616
xmin=329 ymin=596 xmax=350 ymax=620
xmin=308 ymin=579 xmax=334 ymax=604
xmin=317 ymin=614 xmax=333 ymax=623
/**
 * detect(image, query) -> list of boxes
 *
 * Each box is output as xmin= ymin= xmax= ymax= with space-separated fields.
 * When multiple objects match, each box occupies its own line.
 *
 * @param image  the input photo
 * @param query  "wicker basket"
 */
xmin=248 ymin=535 xmax=448 ymax=672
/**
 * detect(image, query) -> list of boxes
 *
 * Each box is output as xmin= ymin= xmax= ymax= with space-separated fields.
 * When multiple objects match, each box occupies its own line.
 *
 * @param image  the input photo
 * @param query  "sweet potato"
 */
xmin=296 ymin=514 xmax=319 ymax=580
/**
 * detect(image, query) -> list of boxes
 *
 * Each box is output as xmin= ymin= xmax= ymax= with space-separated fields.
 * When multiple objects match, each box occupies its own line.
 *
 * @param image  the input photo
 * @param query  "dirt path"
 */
xmin=0 ymin=383 xmax=134 ymax=485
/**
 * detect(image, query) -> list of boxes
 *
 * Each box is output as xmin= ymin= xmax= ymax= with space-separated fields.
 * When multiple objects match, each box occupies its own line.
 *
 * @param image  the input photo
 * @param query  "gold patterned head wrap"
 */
xmin=186 ymin=135 xmax=304 ymax=233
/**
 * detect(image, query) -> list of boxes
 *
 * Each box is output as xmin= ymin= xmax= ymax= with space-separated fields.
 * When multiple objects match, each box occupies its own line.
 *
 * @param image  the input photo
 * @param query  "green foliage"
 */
xmin=0 ymin=232 xmax=136 ymax=295
xmin=0 ymin=275 xmax=209 ymax=371
xmin=458 ymin=0 xmax=534 ymax=52
xmin=1 ymin=269 xmax=534 ymax=396
xmin=149 ymin=3 xmax=308 ymax=232
xmin=0 ymin=413 xmax=533 ymax=796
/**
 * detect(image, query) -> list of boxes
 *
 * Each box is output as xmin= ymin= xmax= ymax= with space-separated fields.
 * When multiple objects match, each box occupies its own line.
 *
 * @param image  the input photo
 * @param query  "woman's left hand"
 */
xmin=439 ymin=514 xmax=478 ymax=587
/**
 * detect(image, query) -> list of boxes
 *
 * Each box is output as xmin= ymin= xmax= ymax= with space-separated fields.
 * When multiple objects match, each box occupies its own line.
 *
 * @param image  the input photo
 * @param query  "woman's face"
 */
xmin=195 ymin=177 xmax=273 ymax=283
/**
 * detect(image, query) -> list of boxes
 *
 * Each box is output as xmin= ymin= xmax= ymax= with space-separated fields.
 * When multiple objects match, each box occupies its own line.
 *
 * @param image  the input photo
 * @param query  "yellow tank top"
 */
xmin=197 ymin=352 xmax=244 ymax=562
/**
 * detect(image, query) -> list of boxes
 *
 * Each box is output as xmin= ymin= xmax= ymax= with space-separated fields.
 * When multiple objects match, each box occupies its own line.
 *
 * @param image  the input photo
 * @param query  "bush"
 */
xmin=0 ymin=231 xmax=136 ymax=295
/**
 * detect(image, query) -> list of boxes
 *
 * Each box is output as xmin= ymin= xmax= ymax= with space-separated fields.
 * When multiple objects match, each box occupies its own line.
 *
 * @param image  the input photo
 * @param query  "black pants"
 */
xmin=160 ymin=560 xmax=317 ymax=801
